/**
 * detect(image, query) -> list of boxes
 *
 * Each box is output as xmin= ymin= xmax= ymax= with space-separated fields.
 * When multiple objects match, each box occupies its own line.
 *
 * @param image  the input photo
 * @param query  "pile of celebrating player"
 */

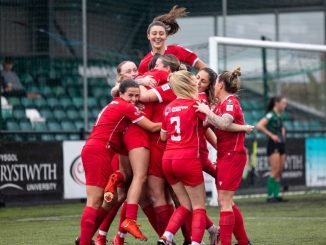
xmin=76 ymin=5 xmax=254 ymax=245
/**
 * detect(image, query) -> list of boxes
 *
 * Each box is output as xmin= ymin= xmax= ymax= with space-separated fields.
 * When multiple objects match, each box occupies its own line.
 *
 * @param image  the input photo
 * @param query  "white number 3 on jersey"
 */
xmin=170 ymin=116 xmax=181 ymax=141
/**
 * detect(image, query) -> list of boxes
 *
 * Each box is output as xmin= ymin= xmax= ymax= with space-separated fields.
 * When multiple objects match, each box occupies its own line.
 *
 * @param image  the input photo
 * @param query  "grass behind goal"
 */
xmin=0 ymin=193 xmax=326 ymax=244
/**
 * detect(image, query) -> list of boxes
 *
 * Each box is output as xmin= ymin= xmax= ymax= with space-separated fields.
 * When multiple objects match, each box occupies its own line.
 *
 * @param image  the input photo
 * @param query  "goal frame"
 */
xmin=209 ymin=36 xmax=326 ymax=73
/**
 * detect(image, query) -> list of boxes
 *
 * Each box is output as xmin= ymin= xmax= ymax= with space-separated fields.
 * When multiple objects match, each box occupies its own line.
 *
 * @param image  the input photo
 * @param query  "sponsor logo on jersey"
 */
xmin=161 ymin=83 xmax=171 ymax=91
xmin=226 ymin=100 xmax=234 ymax=111
xmin=164 ymin=106 xmax=172 ymax=116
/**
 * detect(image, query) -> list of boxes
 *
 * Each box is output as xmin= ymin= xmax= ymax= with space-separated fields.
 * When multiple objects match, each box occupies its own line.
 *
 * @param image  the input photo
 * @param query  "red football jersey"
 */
xmin=198 ymin=92 xmax=209 ymax=159
xmin=198 ymin=92 xmax=208 ymax=105
xmin=213 ymin=95 xmax=246 ymax=155
xmin=138 ymin=45 xmax=199 ymax=75
xmin=162 ymin=98 xmax=206 ymax=159
xmin=137 ymin=69 xmax=169 ymax=87
xmin=86 ymin=97 xmax=144 ymax=153
xmin=152 ymin=83 xmax=177 ymax=104
xmin=149 ymin=83 xmax=177 ymax=143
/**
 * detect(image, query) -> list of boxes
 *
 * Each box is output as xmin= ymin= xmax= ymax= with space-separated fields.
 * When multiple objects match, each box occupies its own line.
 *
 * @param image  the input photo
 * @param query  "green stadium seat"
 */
xmin=92 ymin=87 xmax=108 ymax=98
xmin=87 ymin=97 xmax=98 ymax=108
xmin=40 ymin=86 xmax=55 ymax=97
xmin=53 ymin=86 xmax=67 ymax=96
xmin=74 ymin=120 xmax=84 ymax=130
xmin=47 ymin=97 xmax=61 ymax=108
xmin=41 ymin=134 xmax=55 ymax=141
xmin=47 ymin=120 xmax=62 ymax=131
xmin=26 ymin=85 xmax=40 ymax=93
xmin=69 ymin=134 xmax=81 ymax=140
xmin=60 ymin=97 xmax=74 ymax=109
xmin=1 ymin=108 xmax=13 ymax=120
xmin=62 ymin=76 xmax=75 ymax=86
xmin=7 ymin=97 xmax=21 ymax=107
xmin=20 ymin=119 xmax=37 ymax=141
xmin=12 ymin=106 xmax=26 ymax=120
xmin=34 ymin=121 xmax=48 ymax=131
xmin=19 ymin=119 xmax=33 ymax=131
xmin=33 ymin=121 xmax=53 ymax=141
xmin=91 ymin=108 xmax=101 ymax=119
xmin=53 ymin=109 xmax=67 ymax=120
xmin=21 ymin=97 xmax=35 ymax=108
xmin=72 ymin=97 xmax=84 ymax=109
xmin=99 ymin=97 xmax=109 ymax=108
xmin=241 ymin=100 xmax=250 ymax=110
xmin=309 ymin=120 xmax=321 ymax=129
xmin=67 ymin=86 xmax=82 ymax=97
xmin=61 ymin=120 xmax=76 ymax=131
xmin=5 ymin=119 xmax=20 ymax=130
xmin=34 ymin=98 xmax=48 ymax=108
xmin=20 ymin=73 xmax=34 ymax=85
xmin=40 ymin=108 xmax=55 ymax=120
xmin=55 ymin=134 xmax=68 ymax=141
xmin=66 ymin=108 xmax=81 ymax=120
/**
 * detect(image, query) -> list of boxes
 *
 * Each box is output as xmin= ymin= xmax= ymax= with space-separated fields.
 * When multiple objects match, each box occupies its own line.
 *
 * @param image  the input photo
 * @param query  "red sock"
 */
xmin=192 ymin=208 xmax=206 ymax=244
xmin=80 ymin=206 xmax=97 ymax=245
xmin=166 ymin=205 xmax=191 ymax=235
xmin=142 ymin=204 xmax=159 ymax=235
xmin=125 ymin=203 xmax=138 ymax=220
xmin=219 ymin=211 xmax=235 ymax=245
xmin=99 ymin=201 xmax=124 ymax=233
xmin=94 ymin=206 xmax=109 ymax=233
xmin=154 ymin=205 xmax=174 ymax=236
xmin=205 ymin=213 xmax=214 ymax=229
xmin=181 ymin=215 xmax=192 ymax=243
xmin=232 ymin=204 xmax=249 ymax=245
xmin=118 ymin=202 xmax=127 ymax=233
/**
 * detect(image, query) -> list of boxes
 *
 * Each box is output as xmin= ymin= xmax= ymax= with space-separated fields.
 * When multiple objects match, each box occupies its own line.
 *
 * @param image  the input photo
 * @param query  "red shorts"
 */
xmin=148 ymin=140 xmax=165 ymax=178
xmin=216 ymin=152 xmax=247 ymax=191
xmin=201 ymin=157 xmax=216 ymax=178
xmin=81 ymin=145 xmax=114 ymax=188
xmin=123 ymin=124 xmax=149 ymax=151
xmin=162 ymin=158 xmax=204 ymax=187
xmin=111 ymin=153 xmax=119 ymax=172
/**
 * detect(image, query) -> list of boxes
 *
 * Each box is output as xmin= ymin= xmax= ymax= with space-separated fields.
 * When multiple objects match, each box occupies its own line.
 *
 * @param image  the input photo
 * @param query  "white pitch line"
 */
xmin=17 ymin=215 xmax=80 ymax=222
xmin=233 ymin=190 xmax=326 ymax=199
xmin=245 ymin=216 xmax=326 ymax=221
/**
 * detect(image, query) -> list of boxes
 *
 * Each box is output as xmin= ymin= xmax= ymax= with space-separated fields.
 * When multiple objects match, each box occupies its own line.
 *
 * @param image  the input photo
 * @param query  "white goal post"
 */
xmin=209 ymin=36 xmax=326 ymax=73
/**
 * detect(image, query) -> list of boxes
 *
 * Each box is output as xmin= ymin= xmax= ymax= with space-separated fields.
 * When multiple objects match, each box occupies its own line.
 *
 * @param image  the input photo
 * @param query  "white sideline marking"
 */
xmin=17 ymin=215 xmax=79 ymax=222
xmin=233 ymin=190 xmax=326 ymax=200
xmin=246 ymin=216 xmax=326 ymax=221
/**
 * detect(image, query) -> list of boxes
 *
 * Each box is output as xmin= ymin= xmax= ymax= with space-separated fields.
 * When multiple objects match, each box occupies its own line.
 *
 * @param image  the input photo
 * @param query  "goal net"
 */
xmin=207 ymin=37 xmax=326 ymax=121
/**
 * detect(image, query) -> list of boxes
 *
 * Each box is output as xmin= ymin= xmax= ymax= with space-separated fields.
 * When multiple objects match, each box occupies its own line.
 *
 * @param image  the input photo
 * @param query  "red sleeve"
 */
xmin=125 ymin=103 xmax=144 ymax=123
xmin=161 ymin=115 xmax=167 ymax=132
xmin=153 ymin=84 xmax=176 ymax=103
xmin=170 ymin=45 xmax=199 ymax=67
xmin=152 ymin=70 xmax=169 ymax=86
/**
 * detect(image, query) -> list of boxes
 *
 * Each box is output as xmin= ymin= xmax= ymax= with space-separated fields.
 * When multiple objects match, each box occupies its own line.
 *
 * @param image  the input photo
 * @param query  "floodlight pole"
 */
xmin=82 ymin=0 xmax=88 ymax=137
